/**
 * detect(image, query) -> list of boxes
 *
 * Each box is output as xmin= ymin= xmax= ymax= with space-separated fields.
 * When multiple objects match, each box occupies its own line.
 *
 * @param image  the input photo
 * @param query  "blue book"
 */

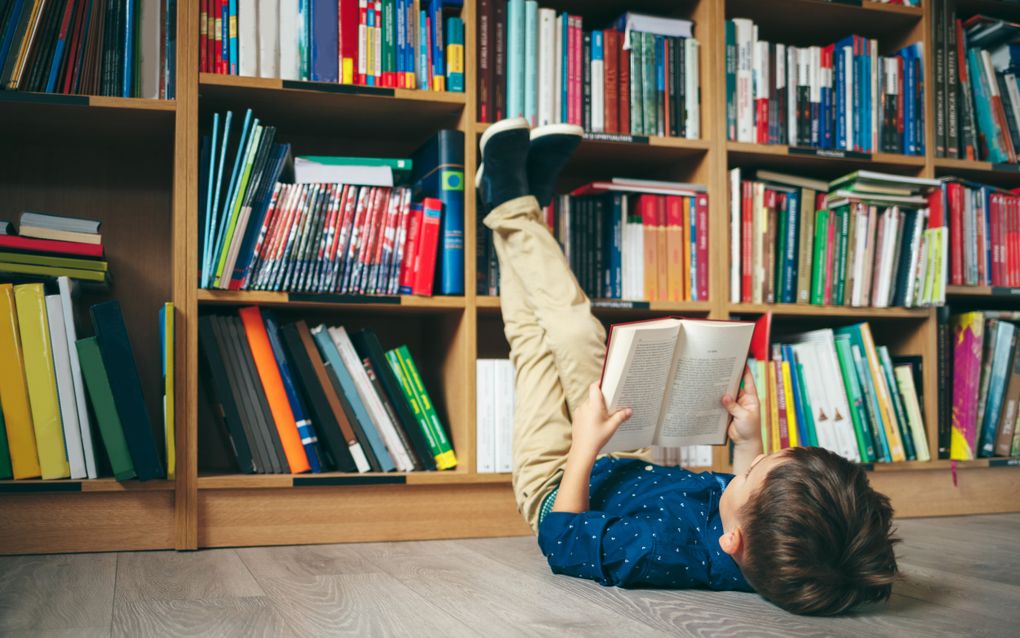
xmin=210 ymin=111 xmax=255 ymax=284
xmin=562 ymin=14 xmax=570 ymax=123
xmin=230 ymin=144 xmax=291 ymax=287
xmin=411 ymin=130 xmax=465 ymax=295
xmin=221 ymin=1 xmax=230 ymax=73
xmin=609 ymin=194 xmax=623 ymax=299
xmin=0 ymin=0 xmax=26 ymax=73
xmin=903 ymin=47 xmax=915 ymax=155
xmin=228 ymin=0 xmax=239 ymax=75
xmin=418 ymin=9 xmax=429 ymax=89
xmin=122 ymin=0 xmax=136 ymax=96
xmin=264 ymin=313 xmax=323 ymax=473
xmin=689 ymin=196 xmax=697 ymax=300
xmin=835 ymin=39 xmax=847 ymax=150
xmin=447 ymin=17 xmax=464 ymax=92
xmin=298 ymin=0 xmax=310 ymax=79
xmin=204 ymin=111 xmax=232 ymax=288
xmin=507 ymin=0 xmax=524 ymax=116
xmin=979 ymin=321 xmax=1017 ymax=457
xmin=309 ymin=0 xmax=338 ymax=82
xmin=311 ymin=326 xmax=395 ymax=472
xmin=396 ymin=0 xmax=406 ymax=81
xmin=428 ymin=0 xmax=453 ymax=89
xmin=782 ymin=190 xmax=800 ymax=303
xmin=782 ymin=345 xmax=810 ymax=448
xmin=725 ymin=21 xmax=736 ymax=140
xmin=523 ymin=1 xmax=537 ymax=123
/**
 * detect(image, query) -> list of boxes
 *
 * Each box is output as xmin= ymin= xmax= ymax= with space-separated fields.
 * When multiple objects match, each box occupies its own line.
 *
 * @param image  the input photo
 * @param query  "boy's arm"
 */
xmin=724 ymin=366 xmax=764 ymax=477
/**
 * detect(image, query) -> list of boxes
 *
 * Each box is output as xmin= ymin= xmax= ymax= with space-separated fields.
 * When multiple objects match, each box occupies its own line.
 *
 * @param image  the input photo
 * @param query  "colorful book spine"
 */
xmin=951 ymin=312 xmax=984 ymax=460
xmin=389 ymin=345 xmax=457 ymax=469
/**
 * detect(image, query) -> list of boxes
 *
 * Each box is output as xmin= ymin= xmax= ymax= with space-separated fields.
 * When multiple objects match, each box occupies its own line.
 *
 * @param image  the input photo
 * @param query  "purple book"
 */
xmin=952 ymin=312 xmax=985 ymax=460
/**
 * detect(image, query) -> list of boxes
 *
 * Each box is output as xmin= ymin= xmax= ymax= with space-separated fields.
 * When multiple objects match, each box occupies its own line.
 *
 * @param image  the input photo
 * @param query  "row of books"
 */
xmin=0 ymin=0 xmax=176 ymax=98
xmin=726 ymin=19 xmax=925 ymax=155
xmin=932 ymin=9 xmax=1020 ymax=163
xmin=478 ymin=4 xmax=700 ymax=139
xmin=478 ymin=179 xmax=710 ymax=301
xmin=0 ymin=211 xmax=108 ymax=285
xmin=199 ymin=0 xmax=465 ymax=92
xmin=728 ymin=169 xmax=947 ymax=308
xmin=748 ymin=316 xmax=930 ymax=465
xmin=945 ymin=178 xmax=1020 ymax=288
xmin=198 ymin=109 xmax=465 ymax=295
xmin=0 ymin=282 xmax=171 ymax=481
xmin=475 ymin=358 xmax=512 ymax=473
xmin=198 ymin=307 xmax=455 ymax=474
xmin=949 ymin=311 xmax=1020 ymax=460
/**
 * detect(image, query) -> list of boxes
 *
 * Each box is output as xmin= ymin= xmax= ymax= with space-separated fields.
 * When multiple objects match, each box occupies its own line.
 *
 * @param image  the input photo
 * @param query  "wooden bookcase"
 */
xmin=1 ymin=0 xmax=1019 ymax=555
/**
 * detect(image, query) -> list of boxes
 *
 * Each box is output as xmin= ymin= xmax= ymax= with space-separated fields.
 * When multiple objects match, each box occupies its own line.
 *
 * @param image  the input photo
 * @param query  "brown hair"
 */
xmin=738 ymin=446 xmax=899 ymax=616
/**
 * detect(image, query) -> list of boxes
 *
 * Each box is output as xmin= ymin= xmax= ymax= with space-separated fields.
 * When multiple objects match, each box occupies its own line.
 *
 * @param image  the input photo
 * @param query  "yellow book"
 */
xmin=14 ymin=284 xmax=69 ymax=479
xmin=682 ymin=197 xmax=692 ymax=301
xmin=752 ymin=360 xmax=769 ymax=452
xmin=860 ymin=323 xmax=906 ymax=462
xmin=0 ymin=284 xmax=41 ymax=478
xmin=768 ymin=361 xmax=780 ymax=453
xmin=162 ymin=303 xmax=176 ymax=480
xmin=781 ymin=361 xmax=799 ymax=448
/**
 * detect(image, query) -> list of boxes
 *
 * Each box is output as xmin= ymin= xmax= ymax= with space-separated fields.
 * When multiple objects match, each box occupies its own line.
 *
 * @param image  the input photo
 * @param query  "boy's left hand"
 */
xmin=722 ymin=366 xmax=761 ymax=446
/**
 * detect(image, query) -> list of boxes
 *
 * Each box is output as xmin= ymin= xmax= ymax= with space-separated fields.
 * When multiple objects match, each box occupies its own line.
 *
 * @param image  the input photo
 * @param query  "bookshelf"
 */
xmin=1 ymin=0 xmax=1019 ymax=555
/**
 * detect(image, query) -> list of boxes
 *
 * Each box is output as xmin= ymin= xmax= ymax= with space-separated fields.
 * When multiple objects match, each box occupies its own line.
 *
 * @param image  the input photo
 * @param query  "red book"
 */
xmin=200 ymin=0 xmax=208 ymax=73
xmin=399 ymin=203 xmax=424 ymax=294
xmin=604 ymin=28 xmax=618 ymax=134
xmin=567 ymin=16 xmax=579 ymax=126
xmin=927 ymin=185 xmax=945 ymax=228
xmin=696 ymin=193 xmax=709 ymax=301
xmin=372 ymin=190 xmax=401 ymax=294
xmin=619 ymin=33 xmax=630 ymax=134
xmin=412 ymin=198 xmax=442 ymax=296
xmin=62 ymin=0 xmax=90 ymax=92
xmin=948 ymin=182 xmax=964 ymax=285
xmin=741 ymin=180 xmax=753 ymax=303
xmin=476 ymin=0 xmax=492 ymax=121
xmin=977 ymin=191 xmax=987 ymax=285
xmin=1012 ymin=195 xmax=1019 ymax=286
xmin=339 ymin=0 xmax=360 ymax=85
xmin=749 ymin=313 xmax=772 ymax=361
xmin=0 ymin=235 xmax=104 ymax=259
xmin=992 ymin=193 xmax=1004 ymax=285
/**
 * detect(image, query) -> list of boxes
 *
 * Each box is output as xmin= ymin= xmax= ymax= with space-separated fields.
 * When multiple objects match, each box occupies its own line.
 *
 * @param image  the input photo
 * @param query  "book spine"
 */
xmin=394 ymin=345 xmax=456 ymax=469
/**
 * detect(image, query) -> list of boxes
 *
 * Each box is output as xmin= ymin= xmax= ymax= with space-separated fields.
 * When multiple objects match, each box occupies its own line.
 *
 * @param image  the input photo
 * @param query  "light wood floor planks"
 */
xmin=1 ymin=513 xmax=1018 ymax=637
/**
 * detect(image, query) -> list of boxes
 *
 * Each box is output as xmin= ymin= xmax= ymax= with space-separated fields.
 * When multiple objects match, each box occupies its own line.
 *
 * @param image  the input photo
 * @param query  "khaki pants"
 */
xmin=484 ymin=195 xmax=650 ymax=533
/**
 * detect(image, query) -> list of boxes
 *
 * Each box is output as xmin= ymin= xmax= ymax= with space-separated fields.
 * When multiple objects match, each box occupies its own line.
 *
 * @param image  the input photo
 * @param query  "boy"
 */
xmin=478 ymin=118 xmax=900 ymax=616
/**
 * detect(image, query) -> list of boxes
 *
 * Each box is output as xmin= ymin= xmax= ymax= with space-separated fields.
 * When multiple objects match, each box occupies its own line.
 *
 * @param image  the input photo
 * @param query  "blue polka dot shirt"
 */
xmin=537 ymin=457 xmax=753 ymax=591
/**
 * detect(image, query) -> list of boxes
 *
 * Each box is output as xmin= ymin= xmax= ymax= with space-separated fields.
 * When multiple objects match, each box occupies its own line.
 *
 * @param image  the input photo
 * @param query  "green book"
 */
xmin=390 ymin=345 xmax=457 ymax=470
xmin=629 ymin=30 xmax=643 ymax=135
xmin=75 ymin=337 xmax=136 ymax=480
xmin=0 ymin=251 xmax=108 ymax=272
xmin=0 ymin=405 xmax=12 ymax=479
xmin=878 ymin=346 xmax=917 ymax=461
xmin=642 ymin=32 xmax=656 ymax=136
xmin=795 ymin=360 xmax=819 ymax=447
xmin=810 ymin=209 xmax=829 ymax=305
xmin=831 ymin=205 xmax=850 ymax=305
xmin=382 ymin=0 xmax=397 ymax=84
xmin=296 ymin=155 xmax=412 ymax=172
xmin=834 ymin=335 xmax=877 ymax=462
xmin=385 ymin=349 xmax=440 ymax=463
xmin=776 ymin=197 xmax=789 ymax=298
xmin=0 ymin=262 xmax=108 ymax=283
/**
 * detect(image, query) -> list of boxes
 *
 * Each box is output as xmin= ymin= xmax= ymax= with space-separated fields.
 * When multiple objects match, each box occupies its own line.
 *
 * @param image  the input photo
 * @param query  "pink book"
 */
xmin=696 ymin=193 xmax=710 ymax=301
xmin=570 ymin=16 xmax=583 ymax=126
xmin=952 ymin=312 xmax=986 ymax=460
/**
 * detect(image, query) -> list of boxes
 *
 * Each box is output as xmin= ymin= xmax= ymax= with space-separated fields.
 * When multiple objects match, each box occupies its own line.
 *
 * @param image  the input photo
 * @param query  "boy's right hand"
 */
xmin=570 ymin=384 xmax=632 ymax=457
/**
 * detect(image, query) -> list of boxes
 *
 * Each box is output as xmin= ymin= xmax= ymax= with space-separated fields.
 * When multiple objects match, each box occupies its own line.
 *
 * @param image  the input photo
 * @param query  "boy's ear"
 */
xmin=718 ymin=527 xmax=744 ymax=560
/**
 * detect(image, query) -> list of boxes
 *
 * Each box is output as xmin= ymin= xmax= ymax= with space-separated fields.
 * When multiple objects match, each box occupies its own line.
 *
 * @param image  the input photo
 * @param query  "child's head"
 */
xmin=717 ymin=446 xmax=899 ymax=615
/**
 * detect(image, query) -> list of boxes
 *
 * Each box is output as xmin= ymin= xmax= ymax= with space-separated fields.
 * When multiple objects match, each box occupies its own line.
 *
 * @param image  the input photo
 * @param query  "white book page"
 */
xmin=600 ymin=321 xmax=682 ymax=453
xmin=657 ymin=321 xmax=754 ymax=447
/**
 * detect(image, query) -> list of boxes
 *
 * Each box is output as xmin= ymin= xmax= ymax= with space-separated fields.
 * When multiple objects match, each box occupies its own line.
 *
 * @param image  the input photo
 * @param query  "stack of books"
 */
xmin=0 ymin=212 xmax=108 ymax=286
xmin=198 ymin=307 xmax=456 ymax=474
xmin=943 ymin=178 xmax=1020 ymax=288
xmin=478 ymin=179 xmax=709 ymax=302
xmin=652 ymin=445 xmax=712 ymax=469
xmin=0 ymin=283 xmax=170 ymax=481
xmin=932 ymin=9 xmax=1020 ymax=162
xmin=725 ymin=19 xmax=924 ymax=155
xmin=199 ymin=109 xmax=465 ymax=296
xmin=475 ymin=358 xmax=513 ymax=473
xmin=949 ymin=311 xmax=1020 ymax=461
xmin=477 ymin=4 xmax=700 ymax=138
xmin=199 ymin=0 xmax=465 ymax=92
xmin=0 ymin=0 xmax=177 ymax=99
xmin=728 ymin=169 xmax=947 ymax=308
xmin=748 ymin=316 xmax=930 ymax=465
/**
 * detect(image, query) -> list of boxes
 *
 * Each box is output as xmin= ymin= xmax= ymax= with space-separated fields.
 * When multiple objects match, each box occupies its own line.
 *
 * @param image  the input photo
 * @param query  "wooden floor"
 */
xmin=1 ymin=513 xmax=1017 ymax=637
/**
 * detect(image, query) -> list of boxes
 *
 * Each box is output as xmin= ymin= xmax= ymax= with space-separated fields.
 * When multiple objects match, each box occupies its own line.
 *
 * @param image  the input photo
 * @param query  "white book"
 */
xmin=729 ymin=167 xmax=741 ymax=303
xmin=789 ymin=331 xmax=861 ymax=462
xmin=904 ymin=209 xmax=927 ymax=307
xmin=591 ymin=31 xmax=604 ymax=133
xmin=599 ymin=318 xmax=754 ymax=454
xmin=476 ymin=360 xmax=495 ymax=473
xmin=292 ymin=157 xmax=395 ymax=186
xmin=138 ymin=0 xmax=161 ymax=98
xmin=57 ymin=278 xmax=97 ymax=479
xmin=787 ymin=46 xmax=797 ymax=145
xmin=620 ymin=13 xmax=693 ymax=41
xmin=851 ymin=206 xmax=870 ymax=306
xmin=279 ymin=0 xmax=301 ymax=80
xmin=733 ymin=18 xmax=754 ymax=142
xmin=258 ymin=0 xmax=281 ymax=78
xmin=238 ymin=0 xmax=258 ymax=77
xmin=45 ymin=295 xmax=87 ymax=479
xmin=329 ymin=326 xmax=416 ymax=472
xmin=496 ymin=360 xmax=514 ymax=472
xmin=554 ymin=13 xmax=564 ymax=124
xmin=685 ymin=38 xmax=700 ymax=139
xmin=810 ymin=46 xmax=821 ymax=145
xmin=537 ymin=8 xmax=556 ymax=126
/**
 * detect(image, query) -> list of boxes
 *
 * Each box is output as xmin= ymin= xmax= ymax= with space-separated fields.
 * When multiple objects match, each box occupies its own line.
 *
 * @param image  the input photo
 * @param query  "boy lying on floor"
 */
xmin=477 ymin=117 xmax=899 ymax=616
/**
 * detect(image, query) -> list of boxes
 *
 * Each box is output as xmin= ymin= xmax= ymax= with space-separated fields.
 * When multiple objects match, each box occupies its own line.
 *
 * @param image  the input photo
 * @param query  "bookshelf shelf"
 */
xmin=476 ymin=296 xmax=714 ymax=316
xmin=727 ymin=302 xmax=931 ymax=319
xmin=197 ymin=471 xmax=512 ymax=490
xmin=0 ymin=479 xmax=175 ymax=493
xmin=727 ymin=142 xmax=927 ymax=174
xmin=196 ymin=289 xmax=467 ymax=312
xmin=0 ymin=91 xmax=176 ymax=111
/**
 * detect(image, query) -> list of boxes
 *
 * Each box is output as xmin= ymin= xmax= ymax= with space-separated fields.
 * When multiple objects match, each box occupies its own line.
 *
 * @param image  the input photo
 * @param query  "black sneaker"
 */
xmin=476 ymin=117 xmax=531 ymax=211
xmin=527 ymin=124 xmax=584 ymax=207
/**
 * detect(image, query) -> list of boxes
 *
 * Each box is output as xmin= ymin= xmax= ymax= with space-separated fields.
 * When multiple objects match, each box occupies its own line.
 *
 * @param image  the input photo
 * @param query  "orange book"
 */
xmin=655 ymin=196 xmax=668 ymax=302
xmin=665 ymin=196 xmax=684 ymax=302
xmin=238 ymin=306 xmax=311 ymax=473
xmin=682 ymin=197 xmax=692 ymax=300
xmin=639 ymin=195 xmax=658 ymax=300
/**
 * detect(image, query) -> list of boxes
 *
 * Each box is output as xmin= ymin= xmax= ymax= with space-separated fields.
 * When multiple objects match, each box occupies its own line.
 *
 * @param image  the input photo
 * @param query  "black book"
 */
xmin=667 ymin=37 xmax=678 ymax=138
xmin=890 ymin=209 xmax=918 ymax=307
xmin=0 ymin=0 xmax=35 ymax=86
xmin=23 ymin=0 xmax=63 ymax=92
xmin=323 ymin=359 xmax=382 ymax=472
xmin=945 ymin=2 xmax=960 ymax=158
xmin=933 ymin=0 xmax=945 ymax=157
xmin=676 ymin=37 xmax=687 ymax=138
xmin=89 ymin=300 xmax=164 ymax=480
xmin=997 ymin=73 xmax=1020 ymax=152
xmin=280 ymin=323 xmax=357 ymax=472
xmin=198 ymin=316 xmax=256 ymax=473
xmin=212 ymin=315 xmax=271 ymax=473
xmin=936 ymin=305 xmax=952 ymax=459
xmin=593 ymin=196 xmax=604 ymax=299
xmin=350 ymin=329 xmax=436 ymax=471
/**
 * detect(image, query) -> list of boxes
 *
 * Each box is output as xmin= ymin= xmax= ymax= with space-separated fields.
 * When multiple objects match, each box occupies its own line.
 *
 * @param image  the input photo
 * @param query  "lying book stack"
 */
xmin=932 ymin=10 xmax=1020 ymax=162
xmin=475 ymin=358 xmax=513 ymax=473
xmin=652 ymin=445 xmax=712 ymax=469
xmin=949 ymin=311 xmax=1020 ymax=460
xmin=0 ymin=212 xmax=108 ymax=286
xmin=0 ymin=0 xmax=176 ymax=98
xmin=198 ymin=306 xmax=456 ymax=474
xmin=943 ymin=178 xmax=1020 ymax=288
xmin=748 ymin=317 xmax=930 ymax=465
xmin=0 ymin=281 xmax=169 ymax=481
xmin=199 ymin=109 xmax=465 ymax=295
xmin=478 ymin=5 xmax=700 ymax=138
xmin=478 ymin=179 xmax=709 ymax=301
xmin=728 ymin=169 xmax=947 ymax=308
xmin=200 ymin=0 xmax=464 ymax=92
xmin=726 ymin=19 xmax=924 ymax=155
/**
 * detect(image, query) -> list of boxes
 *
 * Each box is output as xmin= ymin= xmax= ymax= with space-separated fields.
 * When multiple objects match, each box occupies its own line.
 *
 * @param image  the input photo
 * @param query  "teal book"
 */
xmin=641 ymin=32 xmax=656 ymax=136
xmin=523 ymin=1 xmax=537 ymax=124
xmin=725 ymin=20 xmax=736 ymax=140
xmin=507 ymin=0 xmax=525 ymax=118
xmin=978 ymin=321 xmax=1017 ymax=457
xmin=831 ymin=206 xmax=850 ymax=305
xmin=0 ymin=405 xmax=12 ymax=479
xmin=852 ymin=342 xmax=890 ymax=462
xmin=835 ymin=335 xmax=877 ymax=463
xmin=968 ymin=48 xmax=1008 ymax=163
xmin=795 ymin=359 xmax=819 ymax=447
xmin=878 ymin=346 xmax=916 ymax=461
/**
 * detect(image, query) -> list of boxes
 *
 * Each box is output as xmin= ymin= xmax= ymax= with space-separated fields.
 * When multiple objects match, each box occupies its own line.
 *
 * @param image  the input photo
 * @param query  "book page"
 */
xmin=600 ymin=321 xmax=681 ymax=454
xmin=657 ymin=321 xmax=754 ymax=447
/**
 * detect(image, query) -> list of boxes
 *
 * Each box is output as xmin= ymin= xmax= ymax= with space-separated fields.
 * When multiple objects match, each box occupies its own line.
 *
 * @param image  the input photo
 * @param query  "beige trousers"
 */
xmin=484 ymin=195 xmax=650 ymax=533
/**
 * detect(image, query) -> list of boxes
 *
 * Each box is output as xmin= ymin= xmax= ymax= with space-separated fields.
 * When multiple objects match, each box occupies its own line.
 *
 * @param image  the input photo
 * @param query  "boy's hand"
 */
xmin=722 ymin=366 xmax=762 ymax=446
xmin=570 ymin=384 xmax=632 ymax=457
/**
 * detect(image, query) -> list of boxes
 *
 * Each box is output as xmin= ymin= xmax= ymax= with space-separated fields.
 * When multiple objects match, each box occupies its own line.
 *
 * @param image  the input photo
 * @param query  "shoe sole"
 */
xmin=479 ymin=117 xmax=530 ymax=156
xmin=530 ymin=123 xmax=585 ymax=141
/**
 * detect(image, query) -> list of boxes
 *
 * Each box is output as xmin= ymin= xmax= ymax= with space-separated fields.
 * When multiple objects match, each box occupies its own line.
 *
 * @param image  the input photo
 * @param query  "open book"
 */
xmin=599 ymin=318 xmax=755 ymax=454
